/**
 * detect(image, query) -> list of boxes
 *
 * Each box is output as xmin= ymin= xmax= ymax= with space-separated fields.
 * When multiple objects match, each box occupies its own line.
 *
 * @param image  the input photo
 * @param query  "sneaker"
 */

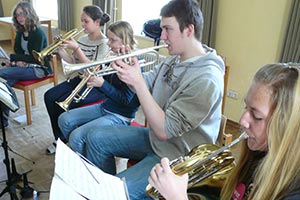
xmin=46 ymin=141 xmax=57 ymax=155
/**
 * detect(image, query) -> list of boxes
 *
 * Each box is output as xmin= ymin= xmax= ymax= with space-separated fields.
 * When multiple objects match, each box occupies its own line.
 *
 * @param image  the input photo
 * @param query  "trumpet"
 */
xmin=146 ymin=132 xmax=249 ymax=199
xmin=56 ymin=64 xmax=103 ymax=111
xmin=32 ymin=28 xmax=84 ymax=65
xmin=56 ymin=45 xmax=166 ymax=111
xmin=57 ymin=57 xmax=153 ymax=111
xmin=61 ymin=44 xmax=168 ymax=77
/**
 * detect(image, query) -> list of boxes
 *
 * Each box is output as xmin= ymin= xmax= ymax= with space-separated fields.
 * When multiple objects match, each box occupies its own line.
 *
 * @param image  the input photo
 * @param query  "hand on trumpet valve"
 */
xmin=53 ymin=34 xmax=62 ymax=42
xmin=116 ymin=45 xmax=134 ymax=65
xmin=59 ymin=38 xmax=78 ymax=50
xmin=87 ymin=75 xmax=104 ymax=88
xmin=111 ymin=55 xmax=143 ymax=87
xmin=148 ymin=157 xmax=189 ymax=200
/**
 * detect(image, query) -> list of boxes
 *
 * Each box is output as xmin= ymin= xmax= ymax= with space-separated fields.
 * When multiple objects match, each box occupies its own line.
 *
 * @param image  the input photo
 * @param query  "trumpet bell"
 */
xmin=56 ymin=101 xmax=69 ymax=112
xmin=32 ymin=51 xmax=43 ymax=64
xmin=32 ymin=28 xmax=83 ymax=65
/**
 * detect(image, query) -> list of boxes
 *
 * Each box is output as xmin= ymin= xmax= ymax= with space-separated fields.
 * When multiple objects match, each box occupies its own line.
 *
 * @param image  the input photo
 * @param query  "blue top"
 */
xmin=97 ymin=73 xmax=140 ymax=119
xmin=283 ymin=190 xmax=300 ymax=200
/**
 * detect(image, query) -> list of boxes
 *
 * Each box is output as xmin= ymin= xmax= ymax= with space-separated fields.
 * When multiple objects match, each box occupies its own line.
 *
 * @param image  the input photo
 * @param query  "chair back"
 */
xmin=217 ymin=115 xmax=232 ymax=146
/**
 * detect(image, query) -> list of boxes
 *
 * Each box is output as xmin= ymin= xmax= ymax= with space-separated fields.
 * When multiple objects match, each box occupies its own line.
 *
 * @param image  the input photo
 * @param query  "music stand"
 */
xmin=0 ymin=45 xmax=10 ymax=67
xmin=0 ymin=81 xmax=20 ymax=200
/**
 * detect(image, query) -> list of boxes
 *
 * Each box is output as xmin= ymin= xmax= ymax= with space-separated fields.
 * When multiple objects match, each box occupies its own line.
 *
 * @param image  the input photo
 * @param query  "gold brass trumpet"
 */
xmin=146 ymin=132 xmax=249 ymax=199
xmin=56 ymin=64 xmax=103 ymax=112
xmin=61 ymin=44 xmax=168 ymax=77
xmin=32 ymin=28 xmax=84 ymax=65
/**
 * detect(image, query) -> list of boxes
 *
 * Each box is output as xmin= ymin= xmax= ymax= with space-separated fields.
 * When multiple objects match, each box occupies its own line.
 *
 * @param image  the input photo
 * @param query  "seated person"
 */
xmin=44 ymin=5 xmax=110 ymax=154
xmin=0 ymin=2 xmax=51 ymax=128
xmin=148 ymin=63 xmax=300 ymax=200
xmin=84 ymin=0 xmax=225 ymax=199
xmin=57 ymin=21 xmax=140 ymax=155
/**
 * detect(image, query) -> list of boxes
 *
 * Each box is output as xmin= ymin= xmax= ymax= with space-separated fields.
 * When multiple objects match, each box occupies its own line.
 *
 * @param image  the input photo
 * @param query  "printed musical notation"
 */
xmin=49 ymin=139 xmax=129 ymax=200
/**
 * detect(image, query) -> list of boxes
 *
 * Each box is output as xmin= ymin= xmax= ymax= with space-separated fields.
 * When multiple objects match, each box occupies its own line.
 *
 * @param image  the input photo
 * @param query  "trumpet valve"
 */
xmin=54 ymin=35 xmax=62 ymax=42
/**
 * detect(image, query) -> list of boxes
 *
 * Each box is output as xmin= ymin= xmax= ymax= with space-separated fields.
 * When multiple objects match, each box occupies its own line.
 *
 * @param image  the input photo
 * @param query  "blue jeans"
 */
xmin=44 ymin=76 xmax=106 ymax=141
xmin=0 ymin=66 xmax=42 ymax=86
xmin=58 ymin=103 xmax=130 ymax=155
xmin=86 ymin=126 xmax=160 ymax=200
xmin=0 ymin=66 xmax=44 ymax=124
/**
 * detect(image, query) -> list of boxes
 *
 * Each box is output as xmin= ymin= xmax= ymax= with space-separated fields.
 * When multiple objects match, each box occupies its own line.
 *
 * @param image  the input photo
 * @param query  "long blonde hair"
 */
xmin=221 ymin=63 xmax=300 ymax=200
xmin=107 ymin=21 xmax=137 ymax=50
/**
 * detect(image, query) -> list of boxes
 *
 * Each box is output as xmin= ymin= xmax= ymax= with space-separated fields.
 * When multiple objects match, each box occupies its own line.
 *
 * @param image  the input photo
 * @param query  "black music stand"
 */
xmin=0 ymin=81 xmax=21 ymax=199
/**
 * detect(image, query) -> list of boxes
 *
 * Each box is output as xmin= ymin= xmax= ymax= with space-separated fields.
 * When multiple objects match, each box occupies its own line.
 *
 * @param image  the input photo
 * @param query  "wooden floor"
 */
xmin=0 ymin=40 xmax=242 ymax=200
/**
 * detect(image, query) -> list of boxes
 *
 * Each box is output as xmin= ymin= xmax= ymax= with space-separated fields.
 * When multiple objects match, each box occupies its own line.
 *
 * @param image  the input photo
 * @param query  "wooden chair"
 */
xmin=217 ymin=115 xmax=232 ymax=146
xmin=132 ymin=115 xmax=231 ymax=145
xmin=222 ymin=62 xmax=230 ymax=114
xmin=13 ymin=54 xmax=59 ymax=125
xmin=128 ymin=114 xmax=232 ymax=168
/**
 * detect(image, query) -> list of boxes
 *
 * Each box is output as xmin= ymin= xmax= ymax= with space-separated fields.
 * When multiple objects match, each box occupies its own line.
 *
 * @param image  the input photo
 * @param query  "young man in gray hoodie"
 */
xmin=85 ymin=0 xmax=225 ymax=199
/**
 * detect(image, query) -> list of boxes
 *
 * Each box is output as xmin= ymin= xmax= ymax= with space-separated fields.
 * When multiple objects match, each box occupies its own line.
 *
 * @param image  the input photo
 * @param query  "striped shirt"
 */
xmin=75 ymin=34 xmax=109 ymax=62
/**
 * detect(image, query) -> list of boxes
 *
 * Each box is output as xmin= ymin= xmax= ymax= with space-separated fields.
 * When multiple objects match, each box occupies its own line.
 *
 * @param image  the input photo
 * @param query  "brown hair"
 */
xmin=12 ymin=1 xmax=40 ymax=32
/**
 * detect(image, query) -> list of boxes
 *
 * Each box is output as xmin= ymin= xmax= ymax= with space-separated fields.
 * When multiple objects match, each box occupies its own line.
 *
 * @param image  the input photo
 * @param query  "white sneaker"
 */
xmin=46 ymin=141 xmax=57 ymax=155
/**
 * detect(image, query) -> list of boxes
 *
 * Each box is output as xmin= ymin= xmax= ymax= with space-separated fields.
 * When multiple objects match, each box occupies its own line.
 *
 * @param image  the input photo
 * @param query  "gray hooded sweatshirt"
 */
xmin=143 ymin=45 xmax=225 ymax=160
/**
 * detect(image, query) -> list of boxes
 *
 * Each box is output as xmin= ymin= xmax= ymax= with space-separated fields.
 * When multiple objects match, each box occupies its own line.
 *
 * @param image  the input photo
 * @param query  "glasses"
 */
xmin=15 ymin=12 xmax=26 ymax=18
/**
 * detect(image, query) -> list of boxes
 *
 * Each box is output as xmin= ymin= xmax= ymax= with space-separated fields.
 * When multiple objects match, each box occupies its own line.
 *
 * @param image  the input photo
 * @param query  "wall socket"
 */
xmin=227 ymin=89 xmax=239 ymax=100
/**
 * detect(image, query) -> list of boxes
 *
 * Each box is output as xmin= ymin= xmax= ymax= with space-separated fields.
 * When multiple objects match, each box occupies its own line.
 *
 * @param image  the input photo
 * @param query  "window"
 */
xmin=32 ymin=0 xmax=58 ymax=20
xmin=121 ymin=0 xmax=170 ymax=36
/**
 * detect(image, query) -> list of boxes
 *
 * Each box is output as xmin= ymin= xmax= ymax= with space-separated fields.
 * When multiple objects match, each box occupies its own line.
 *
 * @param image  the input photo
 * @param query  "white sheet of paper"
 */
xmin=0 ymin=45 xmax=9 ymax=59
xmin=50 ymin=176 xmax=87 ymax=200
xmin=50 ymin=139 xmax=129 ymax=200
xmin=0 ymin=82 xmax=19 ymax=111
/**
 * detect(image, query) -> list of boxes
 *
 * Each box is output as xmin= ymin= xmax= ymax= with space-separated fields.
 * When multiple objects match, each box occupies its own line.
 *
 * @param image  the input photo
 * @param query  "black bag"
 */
xmin=142 ymin=19 xmax=162 ymax=46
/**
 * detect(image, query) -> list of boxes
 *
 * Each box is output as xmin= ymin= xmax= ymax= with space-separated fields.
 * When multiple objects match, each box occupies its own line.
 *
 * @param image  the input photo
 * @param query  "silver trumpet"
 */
xmin=56 ymin=44 xmax=167 ymax=111
xmin=61 ymin=44 xmax=168 ymax=77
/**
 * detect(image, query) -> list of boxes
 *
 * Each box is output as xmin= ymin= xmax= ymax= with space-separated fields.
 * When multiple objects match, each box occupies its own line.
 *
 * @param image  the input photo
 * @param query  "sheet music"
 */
xmin=50 ymin=139 xmax=129 ymax=200
xmin=49 ymin=177 xmax=87 ymax=200
xmin=0 ymin=81 xmax=19 ymax=112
